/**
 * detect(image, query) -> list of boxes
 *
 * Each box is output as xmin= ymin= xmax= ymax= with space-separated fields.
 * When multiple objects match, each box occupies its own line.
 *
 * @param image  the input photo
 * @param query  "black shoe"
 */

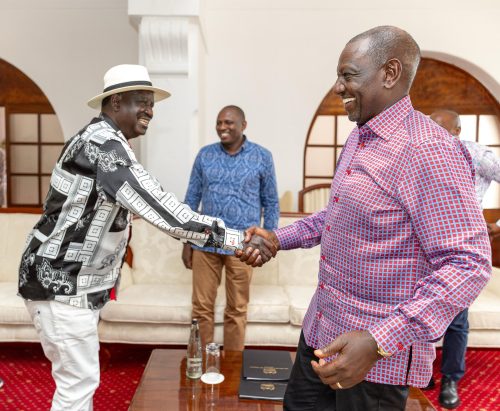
xmin=422 ymin=376 xmax=435 ymax=390
xmin=439 ymin=376 xmax=460 ymax=409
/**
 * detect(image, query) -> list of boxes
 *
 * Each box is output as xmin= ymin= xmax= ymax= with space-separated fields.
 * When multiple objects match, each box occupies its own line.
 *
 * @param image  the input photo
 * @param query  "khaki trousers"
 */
xmin=191 ymin=249 xmax=253 ymax=351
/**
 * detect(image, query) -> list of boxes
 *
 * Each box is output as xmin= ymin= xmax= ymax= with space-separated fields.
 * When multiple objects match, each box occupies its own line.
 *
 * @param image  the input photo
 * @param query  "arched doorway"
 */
xmin=0 ymin=59 xmax=64 ymax=207
xmin=302 ymin=57 xmax=500 ymax=206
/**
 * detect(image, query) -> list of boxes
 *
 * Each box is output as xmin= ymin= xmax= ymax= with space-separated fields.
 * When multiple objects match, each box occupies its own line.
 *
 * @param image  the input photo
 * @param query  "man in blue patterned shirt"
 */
xmin=182 ymin=105 xmax=279 ymax=350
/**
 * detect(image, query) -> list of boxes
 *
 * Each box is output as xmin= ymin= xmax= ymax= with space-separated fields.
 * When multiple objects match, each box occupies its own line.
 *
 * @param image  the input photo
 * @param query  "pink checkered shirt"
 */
xmin=275 ymin=96 xmax=491 ymax=387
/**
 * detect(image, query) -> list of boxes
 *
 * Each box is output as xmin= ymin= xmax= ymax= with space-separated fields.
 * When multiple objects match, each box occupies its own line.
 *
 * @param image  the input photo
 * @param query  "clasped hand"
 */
xmin=235 ymin=226 xmax=280 ymax=267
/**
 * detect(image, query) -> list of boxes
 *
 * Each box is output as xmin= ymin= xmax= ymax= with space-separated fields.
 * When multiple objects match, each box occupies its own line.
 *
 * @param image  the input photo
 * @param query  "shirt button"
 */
xmin=321 ymin=255 xmax=326 ymax=261
xmin=326 ymin=225 xmax=331 ymax=231
xmin=397 ymin=342 xmax=404 ymax=351
xmin=346 ymin=169 xmax=352 ymax=175
xmin=333 ymin=196 xmax=339 ymax=203
xmin=359 ymin=142 xmax=366 ymax=149
xmin=317 ymin=312 xmax=323 ymax=320
xmin=319 ymin=282 xmax=325 ymax=289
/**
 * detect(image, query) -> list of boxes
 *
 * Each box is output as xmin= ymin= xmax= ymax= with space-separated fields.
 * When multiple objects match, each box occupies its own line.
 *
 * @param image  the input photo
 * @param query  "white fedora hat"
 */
xmin=87 ymin=64 xmax=171 ymax=109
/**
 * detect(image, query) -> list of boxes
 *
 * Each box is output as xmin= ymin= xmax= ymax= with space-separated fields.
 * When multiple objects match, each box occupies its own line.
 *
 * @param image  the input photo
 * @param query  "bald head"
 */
xmin=347 ymin=26 xmax=421 ymax=93
xmin=430 ymin=109 xmax=461 ymax=138
xmin=218 ymin=105 xmax=246 ymax=122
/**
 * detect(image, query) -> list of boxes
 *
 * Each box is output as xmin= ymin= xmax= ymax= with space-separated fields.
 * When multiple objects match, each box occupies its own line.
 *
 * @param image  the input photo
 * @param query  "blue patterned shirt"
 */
xmin=185 ymin=137 xmax=279 ymax=254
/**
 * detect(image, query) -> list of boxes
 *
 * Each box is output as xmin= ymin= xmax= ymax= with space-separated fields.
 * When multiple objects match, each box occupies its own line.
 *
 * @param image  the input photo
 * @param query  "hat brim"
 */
xmin=87 ymin=85 xmax=171 ymax=109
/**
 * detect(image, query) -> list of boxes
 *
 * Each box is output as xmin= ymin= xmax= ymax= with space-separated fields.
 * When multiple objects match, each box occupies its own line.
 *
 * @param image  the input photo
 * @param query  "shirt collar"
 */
xmin=220 ymin=135 xmax=248 ymax=155
xmin=98 ymin=113 xmax=129 ymax=144
xmin=359 ymin=95 xmax=413 ymax=141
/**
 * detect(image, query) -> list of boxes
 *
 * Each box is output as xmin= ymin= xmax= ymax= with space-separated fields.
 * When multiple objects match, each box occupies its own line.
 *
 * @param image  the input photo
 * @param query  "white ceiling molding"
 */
xmin=139 ymin=17 xmax=189 ymax=75
xmin=128 ymin=0 xmax=200 ymax=17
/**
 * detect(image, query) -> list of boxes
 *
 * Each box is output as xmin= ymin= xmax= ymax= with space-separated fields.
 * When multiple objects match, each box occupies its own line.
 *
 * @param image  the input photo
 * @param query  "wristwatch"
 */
xmin=376 ymin=343 xmax=392 ymax=358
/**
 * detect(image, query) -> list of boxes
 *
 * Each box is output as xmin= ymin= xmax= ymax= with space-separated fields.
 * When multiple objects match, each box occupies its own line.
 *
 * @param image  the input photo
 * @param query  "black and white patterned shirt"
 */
xmin=18 ymin=115 xmax=244 ymax=310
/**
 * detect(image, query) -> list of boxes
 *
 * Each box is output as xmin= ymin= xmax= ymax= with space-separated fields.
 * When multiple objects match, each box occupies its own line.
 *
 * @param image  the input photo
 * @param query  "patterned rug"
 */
xmin=424 ymin=348 xmax=500 ymax=411
xmin=0 ymin=343 xmax=150 ymax=411
xmin=0 ymin=344 xmax=499 ymax=410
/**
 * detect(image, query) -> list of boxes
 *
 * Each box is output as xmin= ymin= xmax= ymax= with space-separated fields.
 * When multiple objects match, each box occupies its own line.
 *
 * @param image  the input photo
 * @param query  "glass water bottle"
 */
xmin=186 ymin=319 xmax=203 ymax=379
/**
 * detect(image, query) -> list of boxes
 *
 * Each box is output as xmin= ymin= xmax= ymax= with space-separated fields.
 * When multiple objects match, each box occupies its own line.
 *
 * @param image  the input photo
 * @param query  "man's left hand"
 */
xmin=311 ymin=330 xmax=380 ymax=390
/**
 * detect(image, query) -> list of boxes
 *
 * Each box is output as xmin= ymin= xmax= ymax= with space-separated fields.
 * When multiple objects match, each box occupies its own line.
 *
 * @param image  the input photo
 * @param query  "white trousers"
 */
xmin=25 ymin=300 xmax=101 ymax=411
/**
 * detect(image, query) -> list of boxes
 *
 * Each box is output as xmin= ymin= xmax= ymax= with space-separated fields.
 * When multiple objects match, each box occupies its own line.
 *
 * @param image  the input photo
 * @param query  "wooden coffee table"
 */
xmin=129 ymin=349 xmax=435 ymax=410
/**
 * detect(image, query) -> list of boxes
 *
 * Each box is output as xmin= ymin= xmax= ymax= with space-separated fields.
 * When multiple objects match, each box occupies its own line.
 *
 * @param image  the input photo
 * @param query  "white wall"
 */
xmin=202 ymin=0 xmax=500 ymax=209
xmin=0 ymin=0 xmax=138 ymax=138
xmin=1 ymin=0 xmax=499 ymax=211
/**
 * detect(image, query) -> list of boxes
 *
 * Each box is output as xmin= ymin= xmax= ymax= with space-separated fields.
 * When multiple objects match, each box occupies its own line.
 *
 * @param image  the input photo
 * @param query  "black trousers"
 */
xmin=441 ymin=308 xmax=468 ymax=381
xmin=284 ymin=332 xmax=409 ymax=411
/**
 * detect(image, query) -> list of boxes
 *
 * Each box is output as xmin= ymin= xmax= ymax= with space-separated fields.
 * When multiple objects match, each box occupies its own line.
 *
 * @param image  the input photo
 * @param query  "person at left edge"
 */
xmin=17 ymin=64 xmax=274 ymax=411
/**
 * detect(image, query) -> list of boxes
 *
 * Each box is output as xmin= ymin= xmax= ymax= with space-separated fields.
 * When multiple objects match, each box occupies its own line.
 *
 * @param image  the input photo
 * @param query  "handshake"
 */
xmin=236 ymin=227 xmax=281 ymax=267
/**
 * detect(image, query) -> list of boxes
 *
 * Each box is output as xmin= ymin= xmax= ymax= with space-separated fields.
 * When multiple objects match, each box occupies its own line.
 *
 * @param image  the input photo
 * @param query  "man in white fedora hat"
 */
xmin=18 ymin=64 xmax=276 ymax=411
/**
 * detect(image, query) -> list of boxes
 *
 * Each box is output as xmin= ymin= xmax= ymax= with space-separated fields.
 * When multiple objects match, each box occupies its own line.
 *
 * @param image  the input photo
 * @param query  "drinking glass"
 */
xmin=201 ymin=342 xmax=224 ymax=384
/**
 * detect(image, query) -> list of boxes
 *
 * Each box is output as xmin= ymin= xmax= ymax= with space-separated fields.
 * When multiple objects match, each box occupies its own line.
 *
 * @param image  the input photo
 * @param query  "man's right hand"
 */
xmin=182 ymin=243 xmax=193 ymax=269
xmin=235 ymin=226 xmax=280 ymax=267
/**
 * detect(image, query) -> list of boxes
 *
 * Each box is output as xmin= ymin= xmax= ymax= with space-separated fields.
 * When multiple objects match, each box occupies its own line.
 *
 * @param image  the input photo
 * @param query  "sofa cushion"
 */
xmin=252 ymin=258 xmax=279 ymax=285
xmin=468 ymin=266 xmax=500 ymax=330
xmin=118 ymin=262 xmax=133 ymax=291
xmin=285 ymin=285 xmax=316 ymax=326
xmin=469 ymin=288 xmax=500 ymax=330
xmin=0 ymin=212 xmax=40 ymax=283
xmin=277 ymin=216 xmax=321 ymax=287
xmin=129 ymin=219 xmax=192 ymax=285
xmin=0 ymin=282 xmax=32 ymax=324
xmin=130 ymin=218 xmax=281 ymax=286
xmin=248 ymin=285 xmax=289 ymax=323
xmin=100 ymin=283 xmax=290 ymax=325
xmin=278 ymin=247 xmax=320 ymax=287
xmin=100 ymin=284 xmax=193 ymax=324
xmin=279 ymin=216 xmax=304 ymax=228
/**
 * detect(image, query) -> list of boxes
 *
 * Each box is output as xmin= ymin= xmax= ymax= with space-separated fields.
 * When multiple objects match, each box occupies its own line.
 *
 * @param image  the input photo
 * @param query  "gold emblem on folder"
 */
xmin=263 ymin=366 xmax=277 ymax=375
xmin=260 ymin=383 xmax=276 ymax=391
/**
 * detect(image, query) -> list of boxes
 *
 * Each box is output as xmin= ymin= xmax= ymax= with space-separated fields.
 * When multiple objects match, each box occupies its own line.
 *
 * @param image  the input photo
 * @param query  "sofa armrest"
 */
xmin=486 ymin=266 xmax=500 ymax=297
xmin=118 ymin=263 xmax=133 ymax=292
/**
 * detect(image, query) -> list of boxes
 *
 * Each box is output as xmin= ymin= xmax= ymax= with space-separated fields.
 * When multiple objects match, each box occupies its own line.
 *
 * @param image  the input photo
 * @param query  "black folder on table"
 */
xmin=241 ymin=349 xmax=293 ymax=381
xmin=238 ymin=379 xmax=288 ymax=401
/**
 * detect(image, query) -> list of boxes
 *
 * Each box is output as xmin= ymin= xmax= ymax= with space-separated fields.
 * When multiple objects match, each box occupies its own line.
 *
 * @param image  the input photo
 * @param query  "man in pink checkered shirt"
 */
xmin=239 ymin=26 xmax=491 ymax=410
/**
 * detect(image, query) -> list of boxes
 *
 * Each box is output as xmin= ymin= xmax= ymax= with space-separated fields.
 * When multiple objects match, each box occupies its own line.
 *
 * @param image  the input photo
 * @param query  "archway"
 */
xmin=0 ymin=58 xmax=64 ymax=207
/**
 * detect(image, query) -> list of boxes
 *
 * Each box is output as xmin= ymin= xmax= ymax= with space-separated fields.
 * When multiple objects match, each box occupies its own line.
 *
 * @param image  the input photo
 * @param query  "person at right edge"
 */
xmin=429 ymin=109 xmax=500 ymax=409
xmin=237 ymin=26 xmax=491 ymax=411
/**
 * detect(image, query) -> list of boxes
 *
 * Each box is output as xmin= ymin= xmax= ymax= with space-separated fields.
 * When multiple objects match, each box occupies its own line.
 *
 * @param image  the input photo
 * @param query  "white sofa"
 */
xmin=98 ymin=215 xmax=317 ymax=346
xmin=1 ymin=210 xmax=500 ymax=348
xmin=0 ymin=211 xmax=38 ymax=341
